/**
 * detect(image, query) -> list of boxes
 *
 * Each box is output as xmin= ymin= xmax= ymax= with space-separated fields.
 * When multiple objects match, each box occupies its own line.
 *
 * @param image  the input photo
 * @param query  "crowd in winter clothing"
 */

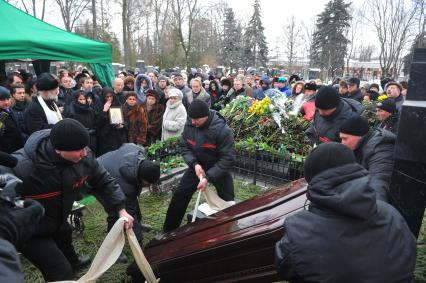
xmin=0 ymin=66 xmax=417 ymax=283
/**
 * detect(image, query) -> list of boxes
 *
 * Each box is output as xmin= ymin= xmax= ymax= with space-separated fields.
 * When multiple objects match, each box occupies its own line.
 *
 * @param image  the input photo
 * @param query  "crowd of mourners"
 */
xmin=0 ymin=68 xmax=405 ymax=156
xmin=0 ymin=65 xmax=418 ymax=283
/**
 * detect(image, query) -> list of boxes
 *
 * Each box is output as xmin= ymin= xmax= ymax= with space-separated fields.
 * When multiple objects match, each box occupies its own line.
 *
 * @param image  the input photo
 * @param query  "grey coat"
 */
xmin=355 ymin=128 xmax=396 ymax=201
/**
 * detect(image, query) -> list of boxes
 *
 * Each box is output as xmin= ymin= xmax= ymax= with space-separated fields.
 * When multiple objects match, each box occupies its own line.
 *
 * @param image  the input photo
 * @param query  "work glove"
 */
xmin=0 ymin=197 xmax=45 ymax=250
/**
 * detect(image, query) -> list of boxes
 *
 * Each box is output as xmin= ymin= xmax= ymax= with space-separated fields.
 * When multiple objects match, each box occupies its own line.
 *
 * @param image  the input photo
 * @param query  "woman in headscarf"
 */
xmin=162 ymin=88 xmax=187 ymax=141
xmin=122 ymin=91 xmax=148 ymax=145
xmin=96 ymin=87 xmax=128 ymax=156
xmin=143 ymin=89 xmax=165 ymax=145
xmin=65 ymin=90 xmax=97 ymax=153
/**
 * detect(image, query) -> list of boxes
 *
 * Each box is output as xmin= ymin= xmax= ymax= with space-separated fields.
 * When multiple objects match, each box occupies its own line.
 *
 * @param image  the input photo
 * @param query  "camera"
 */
xmin=0 ymin=173 xmax=23 ymax=208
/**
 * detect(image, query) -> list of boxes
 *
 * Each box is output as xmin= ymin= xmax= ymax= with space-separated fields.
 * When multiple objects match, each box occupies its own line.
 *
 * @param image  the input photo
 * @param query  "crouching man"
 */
xmin=11 ymin=119 xmax=134 ymax=282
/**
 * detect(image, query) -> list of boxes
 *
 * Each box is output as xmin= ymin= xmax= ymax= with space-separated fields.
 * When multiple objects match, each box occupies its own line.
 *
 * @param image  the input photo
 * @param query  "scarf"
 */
xmin=37 ymin=95 xmax=62 ymax=125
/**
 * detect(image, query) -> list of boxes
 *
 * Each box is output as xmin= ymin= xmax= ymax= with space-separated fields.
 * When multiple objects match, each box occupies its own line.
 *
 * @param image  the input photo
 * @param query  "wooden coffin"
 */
xmin=144 ymin=179 xmax=308 ymax=283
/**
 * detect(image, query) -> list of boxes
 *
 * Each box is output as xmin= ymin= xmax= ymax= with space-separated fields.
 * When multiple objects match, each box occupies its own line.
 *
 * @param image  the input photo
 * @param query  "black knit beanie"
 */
xmin=304 ymin=142 xmax=356 ymax=183
xmin=50 ymin=119 xmax=89 ymax=151
xmin=315 ymin=86 xmax=340 ymax=109
xmin=377 ymin=99 xmax=396 ymax=114
xmin=188 ymin=99 xmax=210 ymax=118
xmin=339 ymin=115 xmax=370 ymax=137
xmin=36 ymin=73 xmax=59 ymax=91
xmin=138 ymin=160 xmax=161 ymax=183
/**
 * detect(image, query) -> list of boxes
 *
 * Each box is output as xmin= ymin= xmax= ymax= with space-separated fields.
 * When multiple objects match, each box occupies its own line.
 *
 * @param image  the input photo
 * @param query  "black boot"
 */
xmin=71 ymin=254 xmax=91 ymax=271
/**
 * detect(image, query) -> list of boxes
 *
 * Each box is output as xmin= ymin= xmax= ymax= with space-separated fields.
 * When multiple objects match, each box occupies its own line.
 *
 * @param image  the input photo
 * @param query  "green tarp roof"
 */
xmin=0 ymin=0 xmax=112 ymax=63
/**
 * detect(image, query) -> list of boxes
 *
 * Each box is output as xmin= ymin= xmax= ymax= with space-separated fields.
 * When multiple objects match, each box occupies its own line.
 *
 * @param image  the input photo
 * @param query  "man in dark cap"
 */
xmin=173 ymin=73 xmax=191 ymax=94
xmin=305 ymin=86 xmax=364 ymax=145
xmin=162 ymin=100 xmax=236 ymax=232
xmin=346 ymin=77 xmax=363 ymax=102
xmin=375 ymin=99 xmax=399 ymax=134
xmin=0 ymin=86 xmax=24 ymax=153
xmin=367 ymin=83 xmax=380 ymax=101
xmin=156 ymin=75 xmax=169 ymax=105
xmin=275 ymin=142 xmax=416 ymax=283
xmin=339 ymin=115 xmax=396 ymax=201
xmin=10 ymin=119 xmax=134 ymax=282
xmin=385 ymin=81 xmax=405 ymax=112
xmin=24 ymin=73 xmax=63 ymax=134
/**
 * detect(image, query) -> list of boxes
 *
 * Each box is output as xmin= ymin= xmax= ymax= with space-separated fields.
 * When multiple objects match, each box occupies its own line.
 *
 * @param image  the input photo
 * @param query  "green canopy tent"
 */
xmin=0 ymin=0 xmax=114 ymax=86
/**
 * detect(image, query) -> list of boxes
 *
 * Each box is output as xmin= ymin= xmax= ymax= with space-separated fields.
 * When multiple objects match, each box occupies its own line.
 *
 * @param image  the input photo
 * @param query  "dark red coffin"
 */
xmin=144 ymin=179 xmax=308 ymax=283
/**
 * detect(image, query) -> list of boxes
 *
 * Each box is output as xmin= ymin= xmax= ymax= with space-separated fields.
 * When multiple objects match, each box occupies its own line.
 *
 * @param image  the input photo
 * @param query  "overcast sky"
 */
xmin=18 ymin=0 xmax=374 ymax=58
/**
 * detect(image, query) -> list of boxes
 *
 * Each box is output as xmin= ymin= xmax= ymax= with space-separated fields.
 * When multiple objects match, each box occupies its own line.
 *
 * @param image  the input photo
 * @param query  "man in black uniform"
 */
xmin=163 ymin=100 xmax=236 ymax=232
xmin=305 ymin=86 xmax=364 ymax=145
xmin=11 ymin=119 xmax=134 ymax=282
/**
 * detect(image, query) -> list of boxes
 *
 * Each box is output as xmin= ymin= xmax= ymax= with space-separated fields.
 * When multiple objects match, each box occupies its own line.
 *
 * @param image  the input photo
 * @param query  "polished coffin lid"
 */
xmin=144 ymin=179 xmax=308 ymax=282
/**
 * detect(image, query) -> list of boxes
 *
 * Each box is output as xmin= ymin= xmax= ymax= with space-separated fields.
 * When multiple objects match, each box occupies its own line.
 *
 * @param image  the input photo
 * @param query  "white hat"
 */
xmin=168 ymin=88 xmax=183 ymax=99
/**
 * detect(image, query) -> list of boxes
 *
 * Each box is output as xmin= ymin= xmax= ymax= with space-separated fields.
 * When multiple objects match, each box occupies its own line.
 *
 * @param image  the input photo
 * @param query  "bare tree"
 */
xmin=365 ymin=0 xmax=419 ymax=77
xmin=282 ymin=15 xmax=302 ymax=73
xmin=54 ymin=0 xmax=90 ymax=31
xmin=15 ymin=0 xmax=47 ymax=20
xmin=171 ymin=0 xmax=202 ymax=72
xmin=358 ymin=44 xmax=375 ymax=61
xmin=91 ymin=0 xmax=97 ymax=39
xmin=345 ymin=7 xmax=363 ymax=76
xmin=303 ymin=18 xmax=317 ymax=67
xmin=153 ymin=0 xmax=171 ymax=67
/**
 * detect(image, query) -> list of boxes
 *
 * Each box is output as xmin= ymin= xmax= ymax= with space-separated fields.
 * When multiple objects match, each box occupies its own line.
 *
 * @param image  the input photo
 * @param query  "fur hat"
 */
xmin=124 ymin=76 xmax=135 ymax=84
xmin=36 ymin=73 xmax=59 ymax=91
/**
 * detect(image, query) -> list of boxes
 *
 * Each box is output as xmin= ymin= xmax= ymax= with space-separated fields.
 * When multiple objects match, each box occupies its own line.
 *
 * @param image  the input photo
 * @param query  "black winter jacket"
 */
xmin=375 ymin=113 xmax=399 ymax=134
xmin=354 ymin=128 xmax=395 ymax=201
xmin=347 ymin=88 xmax=363 ymax=102
xmin=11 ymin=101 xmax=29 ymax=141
xmin=275 ymin=163 xmax=416 ymax=283
xmin=11 ymin=130 xmax=125 ymax=237
xmin=180 ymin=110 xmax=235 ymax=182
xmin=306 ymin=98 xmax=364 ymax=145
xmin=24 ymin=96 xmax=60 ymax=134
xmin=98 ymin=143 xmax=147 ymax=196
xmin=0 ymin=109 xmax=24 ymax=153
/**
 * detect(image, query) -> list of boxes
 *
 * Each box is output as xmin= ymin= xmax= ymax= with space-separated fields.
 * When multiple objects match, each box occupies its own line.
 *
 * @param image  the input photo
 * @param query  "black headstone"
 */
xmin=390 ymin=48 xmax=426 ymax=238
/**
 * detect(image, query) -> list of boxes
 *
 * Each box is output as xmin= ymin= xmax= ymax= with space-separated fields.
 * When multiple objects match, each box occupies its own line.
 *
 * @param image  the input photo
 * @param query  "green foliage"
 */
xmin=222 ymin=8 xmax=244 ymax=71
xmin=361 ymin=100 xmax=378 ymax=126
xmin=221 ymin=97 xmax=311 ymax=156
xmin=146 ymin=137 xmax=180 ymax=157
xmin=311 ymin=0 xmax=351 ymax=77
xmin=160 ymin=156 xmax=186 ymax=174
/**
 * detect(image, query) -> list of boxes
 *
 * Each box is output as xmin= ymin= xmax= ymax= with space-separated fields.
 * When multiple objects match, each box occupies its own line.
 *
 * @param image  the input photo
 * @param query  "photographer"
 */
xmin=0 ymin=152 xmax=45 ymax=282
xmin=10 ymin=119 xmax=133 ymax=282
